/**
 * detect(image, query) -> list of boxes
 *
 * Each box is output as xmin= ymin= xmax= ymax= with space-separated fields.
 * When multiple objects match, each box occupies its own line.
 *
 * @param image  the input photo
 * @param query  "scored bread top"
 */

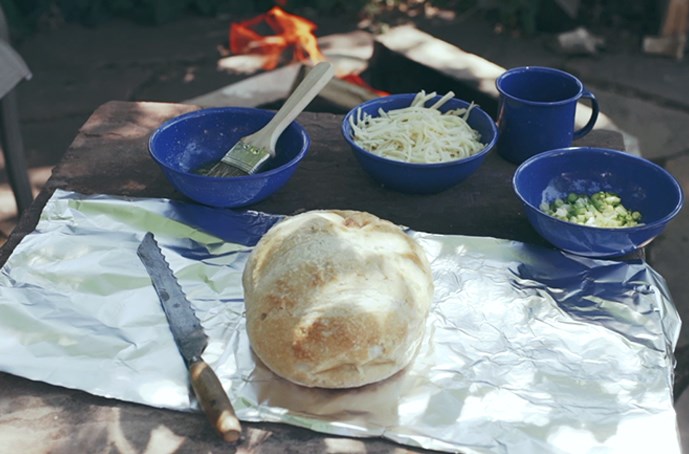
xmin=242 ymin=210 xmax=434 ymax=388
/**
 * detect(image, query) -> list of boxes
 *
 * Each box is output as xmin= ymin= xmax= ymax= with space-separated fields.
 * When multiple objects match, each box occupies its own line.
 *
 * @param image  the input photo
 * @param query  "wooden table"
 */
xmin=0 ymin=101 xmax=632 ymax=452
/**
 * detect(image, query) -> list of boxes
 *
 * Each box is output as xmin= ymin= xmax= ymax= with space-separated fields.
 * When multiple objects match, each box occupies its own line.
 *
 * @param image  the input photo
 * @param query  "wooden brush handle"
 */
xmin=245 ymin=61 xmax=334 ymax=156
xmin=189 ymin=359 xmax=242 ymax=443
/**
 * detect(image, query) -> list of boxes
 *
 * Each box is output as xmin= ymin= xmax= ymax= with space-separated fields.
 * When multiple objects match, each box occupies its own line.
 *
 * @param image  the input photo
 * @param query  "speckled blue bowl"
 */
xmin=149 ymin=107 xmax=310 ymax=208
xmin=341 ymin=93 xmax=498 ymax=194
xmin=513 ymin=147 xmax=684 ymax=258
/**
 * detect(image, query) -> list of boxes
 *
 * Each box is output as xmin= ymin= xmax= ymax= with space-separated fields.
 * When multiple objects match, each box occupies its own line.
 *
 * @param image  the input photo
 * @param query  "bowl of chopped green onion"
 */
xmin=341 ymin=91 xmax=498 ymax=194
xmin=513 ymin=147 xmax=684 ymax=258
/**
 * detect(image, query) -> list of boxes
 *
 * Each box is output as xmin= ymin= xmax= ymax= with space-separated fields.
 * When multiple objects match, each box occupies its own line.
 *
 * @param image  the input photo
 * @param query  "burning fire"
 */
xmin=230 ymin=7 xmax=326 ymax=70
xmin=339 ymin=73 xmax=390 ymax=97
xmin=229 ymin=7 xmax=389 ymax=98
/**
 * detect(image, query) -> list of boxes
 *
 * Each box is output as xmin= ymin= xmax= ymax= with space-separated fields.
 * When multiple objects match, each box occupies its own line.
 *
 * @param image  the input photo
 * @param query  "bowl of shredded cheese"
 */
xmin=513 ymin=147 xmax=684 ymax=258
xmin=341 ymin=91 xmax=498 ymax=194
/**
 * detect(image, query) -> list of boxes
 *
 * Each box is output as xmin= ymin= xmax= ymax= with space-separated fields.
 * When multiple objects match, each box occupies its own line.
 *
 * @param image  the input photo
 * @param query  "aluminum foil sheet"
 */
xmin=0 ymin=189 xmax=681 ymax=453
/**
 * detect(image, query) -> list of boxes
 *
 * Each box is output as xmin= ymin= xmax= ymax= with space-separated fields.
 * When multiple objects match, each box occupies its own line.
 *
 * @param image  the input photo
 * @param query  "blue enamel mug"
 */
xmin=496 ymin=66 xmax=599 ymax=164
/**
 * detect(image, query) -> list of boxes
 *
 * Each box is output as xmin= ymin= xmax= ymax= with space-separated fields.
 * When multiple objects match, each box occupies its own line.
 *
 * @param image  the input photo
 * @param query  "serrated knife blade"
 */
xmin=137 ymin=232 xmax=241 ymax=443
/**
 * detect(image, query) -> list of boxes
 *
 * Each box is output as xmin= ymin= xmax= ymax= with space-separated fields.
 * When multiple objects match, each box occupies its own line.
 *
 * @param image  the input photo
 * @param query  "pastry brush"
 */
xmin=202 ymin=61 xmax=334 ymax=177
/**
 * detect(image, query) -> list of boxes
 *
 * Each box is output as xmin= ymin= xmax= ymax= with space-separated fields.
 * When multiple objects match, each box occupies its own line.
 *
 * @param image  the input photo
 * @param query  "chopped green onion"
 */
xmin=539 ymin=191 xmax=642 ymax=228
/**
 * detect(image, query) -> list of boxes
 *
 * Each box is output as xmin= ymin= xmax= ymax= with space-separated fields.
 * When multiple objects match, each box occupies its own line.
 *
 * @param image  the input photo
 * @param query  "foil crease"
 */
xmin=0 ymin=189 xmax=681 ymax=453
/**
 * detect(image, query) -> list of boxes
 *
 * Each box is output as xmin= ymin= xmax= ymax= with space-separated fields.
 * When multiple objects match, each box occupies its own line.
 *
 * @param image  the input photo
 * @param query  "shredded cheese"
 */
xmin=348 ymin=90 xmax=485 ymax=164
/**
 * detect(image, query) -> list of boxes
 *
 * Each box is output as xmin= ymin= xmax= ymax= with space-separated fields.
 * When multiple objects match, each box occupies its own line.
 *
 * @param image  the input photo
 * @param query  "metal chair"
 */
xmin=0 ymin=6 xmax=33 ymax=215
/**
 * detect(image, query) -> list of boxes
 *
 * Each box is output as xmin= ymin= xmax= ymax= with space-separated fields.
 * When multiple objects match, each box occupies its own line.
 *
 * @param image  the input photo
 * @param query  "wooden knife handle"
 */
xmin=189 ymin=359 xmax=242 ymax=443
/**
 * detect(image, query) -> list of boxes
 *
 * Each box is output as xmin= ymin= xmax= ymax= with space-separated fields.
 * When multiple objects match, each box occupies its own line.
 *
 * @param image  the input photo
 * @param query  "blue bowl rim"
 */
xmin=148 ymin=106 xmax=310 ymax=180
xmin=341 ymin=93 xmax=498 ymax=169
xmin=513 ymin=146 xmax=685 ymax=232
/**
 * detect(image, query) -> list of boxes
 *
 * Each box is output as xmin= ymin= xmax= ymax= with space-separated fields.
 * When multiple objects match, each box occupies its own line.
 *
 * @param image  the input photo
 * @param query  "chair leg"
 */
xmin=0 ymin=89 xmax=33 ymax=215
xmin=675 ymin=344 xmax=689 ymax=402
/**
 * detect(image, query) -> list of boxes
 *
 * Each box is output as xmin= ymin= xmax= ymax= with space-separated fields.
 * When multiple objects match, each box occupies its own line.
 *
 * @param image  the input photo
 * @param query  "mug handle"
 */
xmin=573 ymin=89 xmax=599 ymax=140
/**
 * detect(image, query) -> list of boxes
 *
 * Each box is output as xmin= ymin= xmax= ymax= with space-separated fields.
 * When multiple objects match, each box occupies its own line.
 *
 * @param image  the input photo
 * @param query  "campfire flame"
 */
xmin=230 ymin=7 xmax=326 ymax=70
xmin=339 ymin=73 xmax=390 ymax=97
xmin=229 ymin=7 xmax=389 ymax=100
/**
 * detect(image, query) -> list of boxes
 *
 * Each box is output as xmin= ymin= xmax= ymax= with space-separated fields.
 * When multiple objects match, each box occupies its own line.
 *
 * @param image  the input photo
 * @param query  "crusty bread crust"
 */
xmin=242 ymin=210 xmax=434 ymax=388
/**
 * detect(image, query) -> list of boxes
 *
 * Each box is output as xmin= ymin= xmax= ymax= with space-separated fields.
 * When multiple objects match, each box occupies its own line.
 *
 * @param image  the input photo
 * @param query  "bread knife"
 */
xmin=136 ymin=232 xmax=241 ymax=443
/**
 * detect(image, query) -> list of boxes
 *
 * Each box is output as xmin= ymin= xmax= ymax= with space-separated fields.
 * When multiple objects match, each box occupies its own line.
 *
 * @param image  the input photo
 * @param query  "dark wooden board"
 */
xmin=0 ymin=100 xmax=628 ymax=453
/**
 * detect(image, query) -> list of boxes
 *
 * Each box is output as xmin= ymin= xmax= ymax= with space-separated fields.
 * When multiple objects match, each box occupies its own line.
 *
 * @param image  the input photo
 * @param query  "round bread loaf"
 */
xmin=242 ymin=210 xmax=434 ymax=389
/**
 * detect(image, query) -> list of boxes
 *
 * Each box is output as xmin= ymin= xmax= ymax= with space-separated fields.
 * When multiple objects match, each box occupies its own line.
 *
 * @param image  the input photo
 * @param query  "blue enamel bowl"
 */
xmin=513 ymin=147 xmax=684 ymax=258
xmin=341 ymin=94 xmax=498 ymax=194
xmin=149 ymin=107 xmax=309 ymax=208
